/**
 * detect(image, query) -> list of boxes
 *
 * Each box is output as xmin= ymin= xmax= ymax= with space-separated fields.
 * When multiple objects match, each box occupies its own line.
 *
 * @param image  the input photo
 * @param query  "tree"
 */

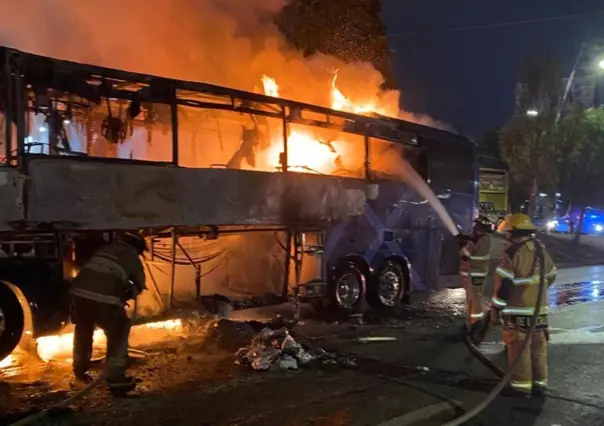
xmin=556 ymin=106 xmax=604 ymax=243
xmin=478 ymin=126 xmax=505 ymax=168
xmin=277 ymin=0 xmax=396 ymax=89
xmin=499 ymin=53 xmax=563 ymax=216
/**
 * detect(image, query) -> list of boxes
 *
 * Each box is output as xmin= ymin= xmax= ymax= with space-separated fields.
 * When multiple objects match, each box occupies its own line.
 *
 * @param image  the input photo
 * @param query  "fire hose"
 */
xmin=440 ymin=240 xmax=546 ymax=426
xmin=9 ymin=241 xmax=547 ymax=425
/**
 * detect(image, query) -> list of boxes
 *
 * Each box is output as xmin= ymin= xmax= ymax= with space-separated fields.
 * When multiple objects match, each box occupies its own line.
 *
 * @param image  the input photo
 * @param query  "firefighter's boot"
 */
xmin=500 ymin=386 xmax=531 ymax=398
xmin=468 ymin=319 xmax=486 ymax=345
xmin=107 ymin=376 xmax=136 ymax=395
xmin=74 ymin=372 xmax=94 ymax=384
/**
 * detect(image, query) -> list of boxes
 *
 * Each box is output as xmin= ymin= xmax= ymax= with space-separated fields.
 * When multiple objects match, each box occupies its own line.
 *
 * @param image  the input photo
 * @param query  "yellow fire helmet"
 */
xmin=497 ymin=213 xmax=536 ymax=232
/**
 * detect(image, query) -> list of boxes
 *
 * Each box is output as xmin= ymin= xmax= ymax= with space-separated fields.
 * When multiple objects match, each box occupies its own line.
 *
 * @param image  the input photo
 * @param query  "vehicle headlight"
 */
xmin=595 ymin=224 xmax=603 ymax=232
xmin=546 ymin=220 xmax=558 ymax=229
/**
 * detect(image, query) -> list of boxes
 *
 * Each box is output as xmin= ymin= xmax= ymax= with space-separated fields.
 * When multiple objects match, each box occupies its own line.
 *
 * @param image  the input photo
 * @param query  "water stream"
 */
xmin=371 ymin=147 xmax=460 ymax=236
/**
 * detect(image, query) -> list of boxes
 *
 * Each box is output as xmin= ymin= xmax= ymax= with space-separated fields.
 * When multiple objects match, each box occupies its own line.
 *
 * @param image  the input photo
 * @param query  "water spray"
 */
xmin=370 ymin=147 xmax=461 ymax=236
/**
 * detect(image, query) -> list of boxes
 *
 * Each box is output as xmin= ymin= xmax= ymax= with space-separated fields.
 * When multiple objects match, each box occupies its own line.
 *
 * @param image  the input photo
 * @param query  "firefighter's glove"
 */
xmin=455 ymin=233 xmax=471 ymax=248
xmin=460 ymin=255 xmax=470 ymax=262
xmin=489 ymin=308 xmax=503 ymax=325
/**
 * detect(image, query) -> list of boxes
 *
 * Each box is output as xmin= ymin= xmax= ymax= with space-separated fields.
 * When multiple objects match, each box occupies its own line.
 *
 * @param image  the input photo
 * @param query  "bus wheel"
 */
xmin=331 ymin=263 xmax=367 ymax=313
xmin=0 ymin=282 xmax=25 ymax=362
xmin=308 ymin=263 xmax=368 ymax=314
xmin=367 ymin=261 xmax=405 ymax=308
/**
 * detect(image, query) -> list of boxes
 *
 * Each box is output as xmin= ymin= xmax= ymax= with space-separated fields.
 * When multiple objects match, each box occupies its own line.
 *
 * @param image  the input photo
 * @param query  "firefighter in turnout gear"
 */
xmin=491 ymin=214 xmax=557 ymax=397
xmin=70 ymin=232 xmax=147 ymax=394
xmin=459 ymin=216 xmax=492 ymax=343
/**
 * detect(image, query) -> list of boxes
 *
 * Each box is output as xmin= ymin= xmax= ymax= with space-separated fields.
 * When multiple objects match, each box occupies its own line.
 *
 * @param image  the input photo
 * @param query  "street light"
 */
xmin=526 ymin=109 xmax=539 ymax=117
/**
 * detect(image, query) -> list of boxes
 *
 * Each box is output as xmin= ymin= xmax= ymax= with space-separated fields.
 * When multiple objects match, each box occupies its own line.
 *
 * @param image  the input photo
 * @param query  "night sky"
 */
xmin=382 ymin=0 xmax=604 ymax=138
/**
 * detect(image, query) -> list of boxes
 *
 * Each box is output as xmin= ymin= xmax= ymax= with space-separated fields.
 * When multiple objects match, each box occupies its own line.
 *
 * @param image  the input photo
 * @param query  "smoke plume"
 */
xmin=0 ymin=0 xmax=388 ymax=110
xmin=0 ymin=0 xmax=452 ymax=131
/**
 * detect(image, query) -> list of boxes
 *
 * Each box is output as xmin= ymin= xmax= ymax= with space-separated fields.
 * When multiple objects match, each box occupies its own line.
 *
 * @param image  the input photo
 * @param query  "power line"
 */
xmin=390 ymin=9 xmax=604 ymax=38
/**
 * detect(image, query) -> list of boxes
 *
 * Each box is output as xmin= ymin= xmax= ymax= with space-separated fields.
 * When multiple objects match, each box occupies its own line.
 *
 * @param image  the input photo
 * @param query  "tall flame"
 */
xmin=261 ymin=75 xmax=279 ymax=98
xmin=260 ymin=74 xmax=346 ymax=174
xmin=330 ymin=73 xmax=387 ymax=116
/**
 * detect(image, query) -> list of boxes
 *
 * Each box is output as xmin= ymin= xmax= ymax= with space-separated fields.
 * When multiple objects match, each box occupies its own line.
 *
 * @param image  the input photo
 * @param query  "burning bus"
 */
xmin=0 ymin=47 xmax=477 ymax=364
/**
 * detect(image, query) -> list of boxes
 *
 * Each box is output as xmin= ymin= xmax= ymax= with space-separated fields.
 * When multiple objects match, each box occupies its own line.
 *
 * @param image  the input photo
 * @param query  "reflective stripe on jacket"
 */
xmin=70 ymin=242 xmax=146 ymax=306
xmin=460 ymin=234 xmax=492 ymax=279
xmin=491 ymin=237 xmax=557 ymax=318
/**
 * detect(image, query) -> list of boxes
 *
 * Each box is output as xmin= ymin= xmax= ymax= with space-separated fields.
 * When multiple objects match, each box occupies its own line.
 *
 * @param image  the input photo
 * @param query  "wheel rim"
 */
xmin=0 ymin=282 xmax=27 ymax=361
xmin=335 ymin=272 xmax=361 ymax=308
xmin=378 ymin=269 xmax=402 ymax=307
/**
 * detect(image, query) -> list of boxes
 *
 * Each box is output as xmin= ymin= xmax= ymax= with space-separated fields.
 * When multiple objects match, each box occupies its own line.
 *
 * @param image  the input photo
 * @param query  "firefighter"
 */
xmin=70 ymin=232 xmax=147 ymax=394
xmin=490 ymin=214 xmax=557 ymax=397
xmin=459 ymin=215 xmax=493 ymax=342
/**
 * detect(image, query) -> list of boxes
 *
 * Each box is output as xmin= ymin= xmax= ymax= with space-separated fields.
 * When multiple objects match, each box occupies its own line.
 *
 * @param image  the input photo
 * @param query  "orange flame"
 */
xmin=330 ymin=72 xmax=387 ymax=116
xmin=0 ymin=354 xmax=13 ymax=369
xmin=260 ymin=75 xmax=344 ymax=174
xmin=261 ymin=75 xmax=279 ymax=98
xmin=35 ymin=319 xmax=183 ymax=363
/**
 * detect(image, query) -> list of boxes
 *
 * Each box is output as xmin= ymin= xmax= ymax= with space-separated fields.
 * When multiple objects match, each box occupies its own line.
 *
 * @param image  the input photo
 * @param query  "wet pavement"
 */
xmin=2 ymin=238 xmax=604 ymax=425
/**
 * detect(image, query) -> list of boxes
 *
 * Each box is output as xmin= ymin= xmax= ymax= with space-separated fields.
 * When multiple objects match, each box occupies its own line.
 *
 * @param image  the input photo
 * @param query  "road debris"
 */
xmin=235 ymin=327 xmax=357 ymax=371
xmin=357 ymin=336 xmax=397 ymax=343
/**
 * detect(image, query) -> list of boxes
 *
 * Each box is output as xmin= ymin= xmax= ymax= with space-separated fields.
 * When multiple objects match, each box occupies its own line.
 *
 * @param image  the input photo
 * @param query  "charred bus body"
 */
xmin=0 ymin=47 xmax=477 ymax=361
xmin=303 ymin=130 xmax=477 ymax=313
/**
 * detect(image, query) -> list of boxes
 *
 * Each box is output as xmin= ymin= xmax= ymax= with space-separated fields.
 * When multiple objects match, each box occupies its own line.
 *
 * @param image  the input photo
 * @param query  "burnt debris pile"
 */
xmin=235 ymin=327 xmax=356 ymax=371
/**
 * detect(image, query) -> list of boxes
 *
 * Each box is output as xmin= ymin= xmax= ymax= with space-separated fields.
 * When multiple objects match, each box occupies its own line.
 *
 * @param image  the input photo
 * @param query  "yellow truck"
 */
xmin=478 ymin=168 xmax=509 ymax=228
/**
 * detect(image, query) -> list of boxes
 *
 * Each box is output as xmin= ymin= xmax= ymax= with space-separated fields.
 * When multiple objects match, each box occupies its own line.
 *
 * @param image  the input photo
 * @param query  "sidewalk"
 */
xmin=540 ymin=233 xmax=604 ymax=268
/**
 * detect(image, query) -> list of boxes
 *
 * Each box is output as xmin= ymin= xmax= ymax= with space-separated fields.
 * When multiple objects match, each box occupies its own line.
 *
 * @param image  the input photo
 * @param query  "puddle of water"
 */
xmin=549 ymin=281 xmax=604 ymax=308
xmin=478 ymin=343 xmax=505 ymax=355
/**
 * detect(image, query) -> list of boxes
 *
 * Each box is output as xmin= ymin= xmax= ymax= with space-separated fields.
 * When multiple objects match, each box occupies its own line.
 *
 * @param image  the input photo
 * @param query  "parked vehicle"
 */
xmin=478 ymin=168 xmax=509 ymax=227
xmin=548 ymin=207 xmax=604 ymax=235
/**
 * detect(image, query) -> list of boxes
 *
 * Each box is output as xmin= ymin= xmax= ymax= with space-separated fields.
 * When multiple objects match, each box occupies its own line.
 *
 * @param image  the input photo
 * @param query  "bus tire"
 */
xmin=313 ymin=262 xmax=367 ymax=314
xmin=367 ymin=260 xmax=406 ymax=309
xmin=0 ymin=282 xmax=25 ymax=362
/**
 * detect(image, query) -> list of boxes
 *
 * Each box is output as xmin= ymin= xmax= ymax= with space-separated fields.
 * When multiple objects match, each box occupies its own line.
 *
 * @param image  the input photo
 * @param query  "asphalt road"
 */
xmin=2 ymin=244 xmax=604 ymax=425
xmin=443 ymin=265 xmax=604 ymax=426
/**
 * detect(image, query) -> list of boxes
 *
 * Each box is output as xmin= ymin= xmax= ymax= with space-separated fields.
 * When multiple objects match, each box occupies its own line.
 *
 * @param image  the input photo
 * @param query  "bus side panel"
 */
xmin=324 ymin=180 xmax=434 ymax=290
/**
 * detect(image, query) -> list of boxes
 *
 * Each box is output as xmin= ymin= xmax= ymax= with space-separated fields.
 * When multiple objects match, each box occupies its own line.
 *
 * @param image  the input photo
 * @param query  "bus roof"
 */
xmin=0 ymin=46 xmax=474 ymax=150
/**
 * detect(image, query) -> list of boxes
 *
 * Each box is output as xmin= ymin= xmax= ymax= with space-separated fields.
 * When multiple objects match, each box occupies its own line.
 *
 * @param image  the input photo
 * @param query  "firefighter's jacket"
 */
xmin=70 ymin=242 xmax=146 ymax=307
xmin=460 ymin=233 xmax=491 ymax=283
xmin=491 ymin=237 xmax=557 ymax=326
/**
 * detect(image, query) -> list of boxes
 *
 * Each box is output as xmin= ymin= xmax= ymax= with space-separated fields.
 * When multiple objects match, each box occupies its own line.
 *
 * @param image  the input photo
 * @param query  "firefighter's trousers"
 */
xmin=462 ymin=275 xmax=485 ymax=326
xmin=72 ymin=296 xmax=131 ymax=383
xmin=503 ymin=328 xmax=548 ymax=394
